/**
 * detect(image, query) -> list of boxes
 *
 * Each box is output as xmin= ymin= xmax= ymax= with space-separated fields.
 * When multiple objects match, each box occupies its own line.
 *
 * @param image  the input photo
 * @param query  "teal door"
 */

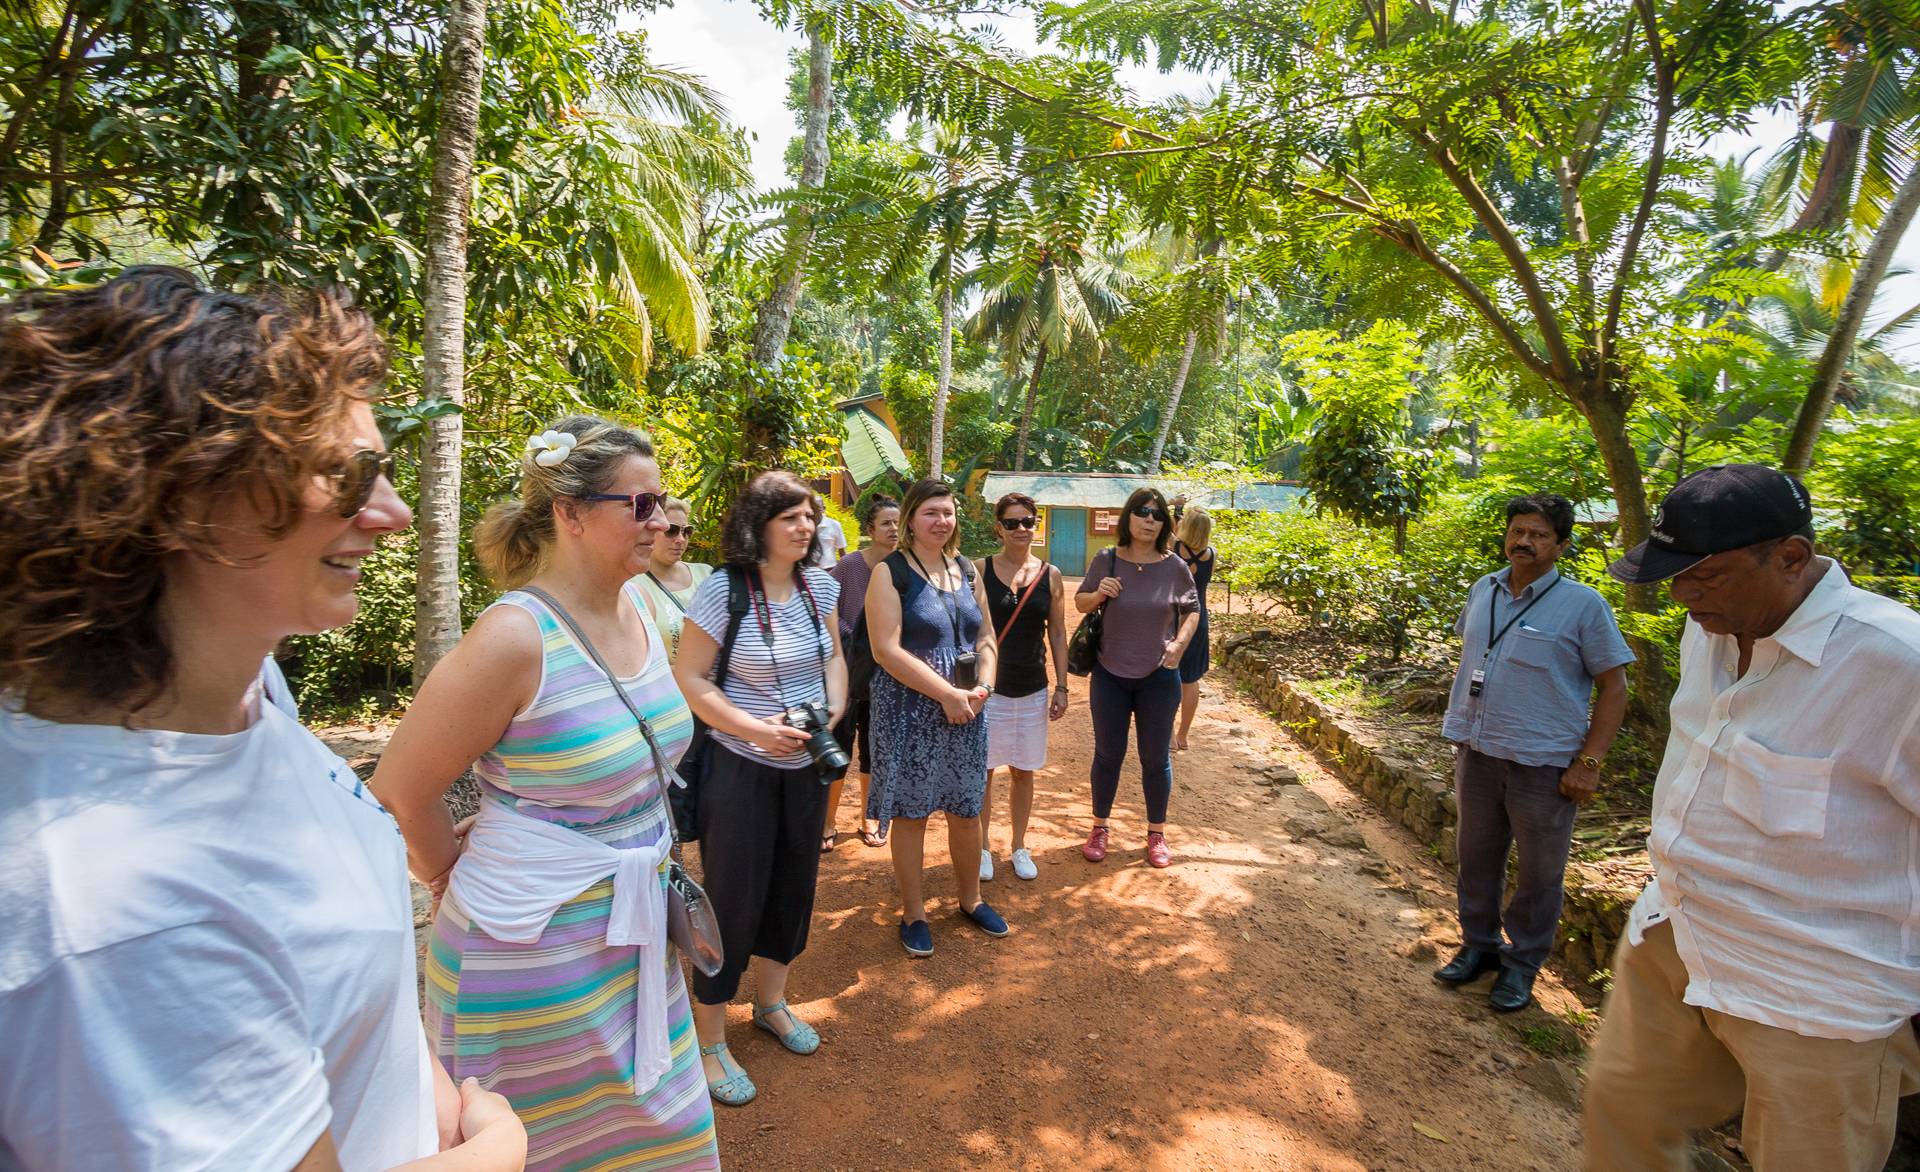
xmin=1049 ymin=507 xmax=1087 ymax=575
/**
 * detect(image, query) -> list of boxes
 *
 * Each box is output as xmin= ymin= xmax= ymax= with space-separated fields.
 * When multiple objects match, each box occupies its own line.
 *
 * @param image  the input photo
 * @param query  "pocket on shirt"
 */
xmin=1723 ymin=732 xmax=1832 ymax=838
xmin=1505 ymin=626 xmax=1562 ymax=669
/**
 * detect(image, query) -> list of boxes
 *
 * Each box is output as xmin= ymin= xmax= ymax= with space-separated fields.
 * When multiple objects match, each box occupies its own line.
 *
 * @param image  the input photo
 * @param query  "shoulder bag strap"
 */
xmin=995 ymin=558 xmax=1049 ymax=645
xmin=645 ymin=570 xmax=688 ymax=613
xmin=517 ymin=585 xmax=688 ymax=846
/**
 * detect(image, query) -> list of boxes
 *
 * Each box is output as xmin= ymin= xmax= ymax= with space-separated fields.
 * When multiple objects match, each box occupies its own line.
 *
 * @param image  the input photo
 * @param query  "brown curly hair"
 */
xmin=0 ymin=266 xmax=389 ymax=716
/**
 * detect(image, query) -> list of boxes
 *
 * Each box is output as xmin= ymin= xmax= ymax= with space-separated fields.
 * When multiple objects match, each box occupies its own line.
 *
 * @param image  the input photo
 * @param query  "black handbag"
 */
xmin=1066 ymin=547 xmax=1118 ymax=676
xmin=841 ymin=617 xmax=875 ymax=700
xmin=518 ymin=586 xmax=724 ymax=977
xmin=672 ymin=566 xmax=750 ymax=839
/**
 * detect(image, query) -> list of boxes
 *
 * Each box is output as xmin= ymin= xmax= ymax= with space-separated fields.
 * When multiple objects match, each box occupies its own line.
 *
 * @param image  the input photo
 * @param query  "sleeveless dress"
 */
xmin=632 ymin=563 xmax=713 ymax=663
xmin=425 ymin=582 xmax=720 ymax=1172
xmin=867 ymin=552 xmax=990 ymax=823
xmin=1177 ymin=542 xmax=1214 ymax=683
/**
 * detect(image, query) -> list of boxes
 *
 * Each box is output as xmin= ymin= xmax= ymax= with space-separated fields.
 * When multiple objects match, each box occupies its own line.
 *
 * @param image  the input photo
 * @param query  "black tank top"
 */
xmin=984 ymin=555 xmax=1052 ymax=698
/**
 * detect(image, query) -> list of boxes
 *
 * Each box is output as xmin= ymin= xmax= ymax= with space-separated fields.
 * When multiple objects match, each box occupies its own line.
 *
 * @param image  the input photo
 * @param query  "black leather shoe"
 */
xmin=1433 ymin=947 xmax=1503 ymax=986
xmin=1490 ymin=965 xmax=1535 ymax=1013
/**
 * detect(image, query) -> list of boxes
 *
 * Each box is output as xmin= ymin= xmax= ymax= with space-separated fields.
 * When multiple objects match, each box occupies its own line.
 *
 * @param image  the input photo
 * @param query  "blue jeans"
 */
xmin=1089 ymin=662 xmax=1181 ymax=823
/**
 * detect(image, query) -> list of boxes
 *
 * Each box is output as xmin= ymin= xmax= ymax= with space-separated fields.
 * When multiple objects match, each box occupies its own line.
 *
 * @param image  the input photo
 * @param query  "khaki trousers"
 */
xmin=1582 ymin=920 xmax=1920 ymax=1171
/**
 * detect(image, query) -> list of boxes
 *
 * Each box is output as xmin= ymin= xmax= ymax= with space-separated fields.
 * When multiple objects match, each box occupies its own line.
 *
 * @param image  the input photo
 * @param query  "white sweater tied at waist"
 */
xmin=446 ymin=799 xmax=675 ymax=1090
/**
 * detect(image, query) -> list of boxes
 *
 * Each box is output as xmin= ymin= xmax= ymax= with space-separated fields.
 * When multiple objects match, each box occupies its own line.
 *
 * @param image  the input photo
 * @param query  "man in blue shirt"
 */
xmin=1435 ymin=494 xmax=1634 ymax=1012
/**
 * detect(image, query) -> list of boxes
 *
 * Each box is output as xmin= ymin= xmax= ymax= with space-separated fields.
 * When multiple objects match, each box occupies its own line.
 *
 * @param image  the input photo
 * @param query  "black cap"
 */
xmin=1607 ymin=464 xmax=1813 ymax=584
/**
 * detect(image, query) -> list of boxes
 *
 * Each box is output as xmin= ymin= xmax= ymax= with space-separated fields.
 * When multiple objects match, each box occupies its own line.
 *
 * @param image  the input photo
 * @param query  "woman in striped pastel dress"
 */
xmin=375 ymin=417 xmax=720 ymax=1171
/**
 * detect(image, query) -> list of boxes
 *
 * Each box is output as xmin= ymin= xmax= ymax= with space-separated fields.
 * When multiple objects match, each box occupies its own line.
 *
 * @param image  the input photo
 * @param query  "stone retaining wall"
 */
xmin=1221 ymin=633 xmax=1639 ymax=986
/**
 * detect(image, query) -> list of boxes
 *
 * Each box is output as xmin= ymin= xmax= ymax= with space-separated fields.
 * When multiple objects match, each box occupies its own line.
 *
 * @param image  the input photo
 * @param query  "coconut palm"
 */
xmin=966 ymin=209 xmax=1130 ymax=472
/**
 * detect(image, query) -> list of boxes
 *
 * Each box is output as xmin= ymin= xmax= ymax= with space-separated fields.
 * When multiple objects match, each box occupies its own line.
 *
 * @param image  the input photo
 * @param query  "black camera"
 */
xmin=784 ymin=701 xmax=850 ymax=781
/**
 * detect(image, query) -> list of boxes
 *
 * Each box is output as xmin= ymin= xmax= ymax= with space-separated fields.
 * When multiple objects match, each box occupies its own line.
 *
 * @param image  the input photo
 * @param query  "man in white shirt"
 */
xmin=809 ymin=493 xmax=847 ymax=568
xmin=1583 ymin=464 xmax=1920 ymax=1172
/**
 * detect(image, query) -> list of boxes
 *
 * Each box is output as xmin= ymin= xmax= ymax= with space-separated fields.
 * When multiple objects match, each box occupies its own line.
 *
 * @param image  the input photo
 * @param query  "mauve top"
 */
xmin=1084 ymin=546 xmax=1200 ymax=679
xmin=828 ymin=550 xmax=879 ymax=635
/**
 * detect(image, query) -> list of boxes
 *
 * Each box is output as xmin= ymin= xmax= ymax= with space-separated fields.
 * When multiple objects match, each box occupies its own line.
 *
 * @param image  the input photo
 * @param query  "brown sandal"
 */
xmin=860 ymin=821 xmax=886 ymax=848
xmin=820 ymin=830 xmax=837 ymax=854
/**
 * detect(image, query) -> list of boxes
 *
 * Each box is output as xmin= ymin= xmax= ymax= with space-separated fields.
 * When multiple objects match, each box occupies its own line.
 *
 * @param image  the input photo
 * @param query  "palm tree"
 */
xmin=592 ymin=62 xmax=751 ymax=370
xmin=414 ymin=0 xmax=486 ymax=685
xmin=966 ymin=218 xmax=1129 ymax=472
xmin=751 ymin=24 xmax=832 ymax=367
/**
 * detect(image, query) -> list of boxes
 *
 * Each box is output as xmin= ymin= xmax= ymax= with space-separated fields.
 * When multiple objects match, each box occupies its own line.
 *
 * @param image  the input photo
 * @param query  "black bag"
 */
xmin=517 ymin=586 xmax=725 ymax=978
xmin=841 ymin=615 xmax=875 ymax=700
xmin=673 ymin=565 xmax=750 ymax=839
xmin=1066 ymin=547 xmax=1118 ymax=677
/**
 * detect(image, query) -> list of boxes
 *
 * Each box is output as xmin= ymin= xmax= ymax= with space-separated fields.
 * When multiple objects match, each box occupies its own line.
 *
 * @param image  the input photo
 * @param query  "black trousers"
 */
xmin=831 ymin=696 xmax=871 ymax=775
xmin=691 ymin=743 xmax=831 ymax=1004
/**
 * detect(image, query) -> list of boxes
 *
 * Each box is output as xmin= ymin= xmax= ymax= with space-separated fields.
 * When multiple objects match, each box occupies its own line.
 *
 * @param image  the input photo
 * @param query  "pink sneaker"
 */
xmin=1081 ymin=825 xmax=1110 ymax=862
xmin=1146 ymin=831 xmax=1172 ymax=869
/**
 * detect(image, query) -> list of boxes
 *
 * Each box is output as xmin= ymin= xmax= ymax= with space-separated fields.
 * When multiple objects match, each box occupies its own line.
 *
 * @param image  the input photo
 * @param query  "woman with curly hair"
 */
xmin=673 ymin=470 xmax=847 ymax=1106
xmin=374 ymin=417 xmax=721 ymax=1168
xmin=0 ymin=267 xmax=524 ymax=1170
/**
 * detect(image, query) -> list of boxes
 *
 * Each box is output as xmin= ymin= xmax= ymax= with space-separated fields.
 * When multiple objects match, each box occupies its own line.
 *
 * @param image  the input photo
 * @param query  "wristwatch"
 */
xmin=1577 ymin=754 xmax=1602 ymax=771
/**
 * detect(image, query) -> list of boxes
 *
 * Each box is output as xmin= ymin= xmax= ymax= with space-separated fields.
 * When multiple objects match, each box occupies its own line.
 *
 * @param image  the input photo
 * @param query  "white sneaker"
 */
xmin=979 ymin=849 xmax=995 ymax=882
xmin=1010 ymin=848 xmax=1038 ymax=881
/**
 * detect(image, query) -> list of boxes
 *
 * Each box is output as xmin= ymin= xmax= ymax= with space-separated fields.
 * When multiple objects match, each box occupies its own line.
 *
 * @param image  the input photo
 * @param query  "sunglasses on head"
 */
xmin=332 ymin=449 xmax=397 ymax=518
xmin=1132 ymin=504 xmax=1168 ymax=522
xmin=998 ymin=515 xmax=1037 ymax=531
xmin=663 ymin=523 xmax=693 ymax=539
xmin=577 ymin=491 xmax=667 ymax=524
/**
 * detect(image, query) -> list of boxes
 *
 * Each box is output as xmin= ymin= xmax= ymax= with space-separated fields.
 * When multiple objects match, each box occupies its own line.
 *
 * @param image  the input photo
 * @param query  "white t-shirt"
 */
xmin=0 ymin=661 xmax=436 ymax=1171
xmin=810 ymin=516 xmax=847 ymax=568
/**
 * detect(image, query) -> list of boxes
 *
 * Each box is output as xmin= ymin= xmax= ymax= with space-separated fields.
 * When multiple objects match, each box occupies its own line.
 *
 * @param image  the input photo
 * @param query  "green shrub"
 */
xmin=1858 ymin=576 xmax=1920 ymax=611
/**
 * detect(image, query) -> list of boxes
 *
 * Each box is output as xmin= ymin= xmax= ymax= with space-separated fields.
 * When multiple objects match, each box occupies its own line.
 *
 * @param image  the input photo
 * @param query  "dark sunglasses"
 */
xmin=998 ymin=516 xmax=1038 ymax=531
xmin=1131 ymin=504 xmax=1168 ymax=522
xmin=578 ymin=491 xmax=667 ymax=524
xmin=332 ymin=450 xmax=397 ymax=518
xmin=663 ymin=523 xmax=693 ymax=539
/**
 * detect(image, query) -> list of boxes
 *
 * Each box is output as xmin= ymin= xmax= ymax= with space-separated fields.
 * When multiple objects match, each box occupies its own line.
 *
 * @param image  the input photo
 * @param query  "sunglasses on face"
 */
xmin=333 ymin=450 xmax=397 ymax=518
xmin=664 ymin=523 xmax=693 ymax=539
xmin=1132 ymin=505 xmax=1168 ymax=522
xmin=998 ymin=516 xmax=1038 ymax=531
xmin=577 ymin=491 xmax=667 ymax=524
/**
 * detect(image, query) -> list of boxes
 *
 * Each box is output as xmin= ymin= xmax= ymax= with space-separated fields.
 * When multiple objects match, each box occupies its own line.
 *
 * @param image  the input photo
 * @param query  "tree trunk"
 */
xmin=750 ymin=25 xmax=831 ymax=368
xmin=1148 ymin=329 xmax=1199 ymax=470
xmin=1012 ymin=342 xmax=1048 ymax=473
xmin=411 ymin=0 xmax=486 ymax=687
xmin=1583 ymin=385 xmax=1671 ymax=721
xmin=930 ymin=276 xmax=953 ymax=476
xmin=1783 ymin=161 xmax=1920 ymax=474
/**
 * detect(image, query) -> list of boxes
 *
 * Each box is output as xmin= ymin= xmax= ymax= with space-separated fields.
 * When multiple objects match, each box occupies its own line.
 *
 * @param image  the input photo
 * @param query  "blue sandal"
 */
xmin=751 ymin=999 xmax=821 ymax=1056
xmin=699 ymin=1042 xmax=756 ymax=1106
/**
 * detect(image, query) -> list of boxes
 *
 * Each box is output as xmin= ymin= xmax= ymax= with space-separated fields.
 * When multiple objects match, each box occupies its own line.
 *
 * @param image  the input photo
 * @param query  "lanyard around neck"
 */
xmin=906 ymin=547 xmax=965 ymax=647
xmin=1483 ymin=573 xmax=1560 ymax=661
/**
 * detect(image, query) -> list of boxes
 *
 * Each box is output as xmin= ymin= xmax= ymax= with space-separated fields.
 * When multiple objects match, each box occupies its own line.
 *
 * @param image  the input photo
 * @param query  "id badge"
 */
xmin=1469 ymin=668 xmax=1486 ymax=697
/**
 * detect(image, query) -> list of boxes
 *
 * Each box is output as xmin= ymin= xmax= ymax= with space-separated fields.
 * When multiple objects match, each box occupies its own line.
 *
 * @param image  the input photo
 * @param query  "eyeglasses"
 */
xmin=332 ymin=450 xmax=397 ymax=518
xmin=577 ymin=491 xmax=667 ymax=524
xmin=664 ymin=523 xmax=693 ymax=539
xmin=998 ymin=516 xmax=1038 ymax=531
xmin=1131 ymin=504 xmax=1168 ymax=522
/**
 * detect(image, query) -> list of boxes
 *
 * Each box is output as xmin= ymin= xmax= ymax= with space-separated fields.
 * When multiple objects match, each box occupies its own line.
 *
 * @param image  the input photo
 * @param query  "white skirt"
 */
xmin=985 ymin=689 xmax=1050 ymax=771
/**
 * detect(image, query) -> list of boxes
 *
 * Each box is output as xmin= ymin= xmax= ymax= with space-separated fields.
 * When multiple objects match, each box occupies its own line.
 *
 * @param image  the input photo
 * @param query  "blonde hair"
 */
xmin=1177 ymin=506 xmax=1212 ymax=551
xmin=473 ymin=415 xmax=655 ymax=588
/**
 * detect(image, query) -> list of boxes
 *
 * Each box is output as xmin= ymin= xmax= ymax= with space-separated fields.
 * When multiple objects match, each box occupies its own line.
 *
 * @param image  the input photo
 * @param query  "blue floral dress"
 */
xmin=867 ymin=552 xmax=989 ymax=823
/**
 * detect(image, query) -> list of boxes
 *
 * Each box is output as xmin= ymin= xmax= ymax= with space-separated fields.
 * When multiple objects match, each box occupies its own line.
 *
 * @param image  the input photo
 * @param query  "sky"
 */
xmin=631 ymin=1 xmax=1919 ymax=362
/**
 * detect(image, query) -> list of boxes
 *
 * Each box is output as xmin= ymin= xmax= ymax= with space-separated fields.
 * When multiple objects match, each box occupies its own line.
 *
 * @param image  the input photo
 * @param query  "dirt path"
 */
xmin=326 ymin=592 xmax=1588 ymax=1170
xmin=702 ymin=601 xmax=1584 ymax=1171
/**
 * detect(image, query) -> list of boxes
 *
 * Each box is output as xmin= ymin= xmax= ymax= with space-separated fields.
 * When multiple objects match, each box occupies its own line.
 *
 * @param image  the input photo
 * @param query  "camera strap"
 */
xmin=906 ymin=547 xmax=968 ymax=651
xmin=749 ymin=565 xmax=828 ymax=710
